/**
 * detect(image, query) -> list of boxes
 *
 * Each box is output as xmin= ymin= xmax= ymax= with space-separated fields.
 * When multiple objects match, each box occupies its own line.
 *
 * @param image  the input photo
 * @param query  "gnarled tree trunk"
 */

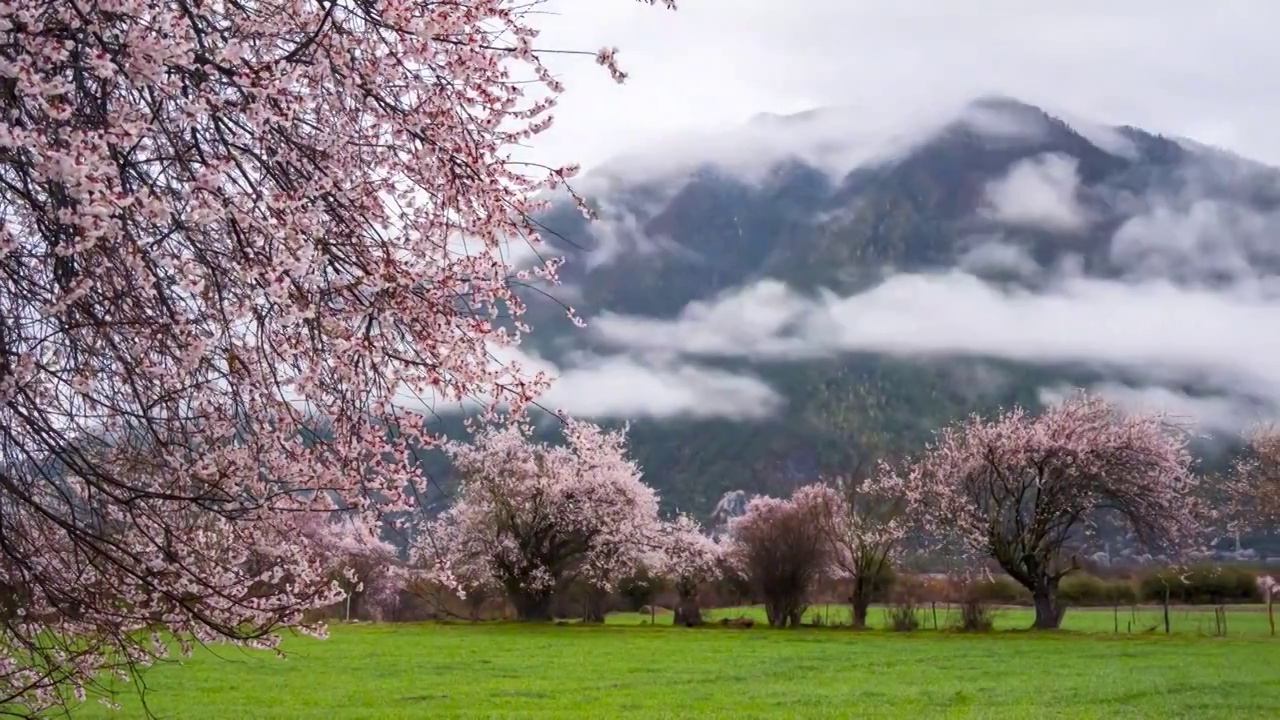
xmin=509 ymin=590 xmax=554 ymax=621
xmin=1031 ymin=582 xmax=1065 ymax=629
xmin=849 ymin=575 xmax=872 ymax=629
xmin=851 ymin=599 xmax=869 ymax=629
xmin=581 ymin=586 xmax=608 ymax=624
xmin=673 ymin=597 xmax=704 ymax=627
xmin=996 ymin=553 xmax=1069 ymax=630
xmin=765 ymin=601 xmax=786 ymax=628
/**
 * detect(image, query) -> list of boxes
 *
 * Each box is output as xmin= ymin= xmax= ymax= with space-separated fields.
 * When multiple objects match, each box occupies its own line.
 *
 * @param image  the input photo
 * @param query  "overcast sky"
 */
xmin=527 ymin=1 xmax=1280 ymax=172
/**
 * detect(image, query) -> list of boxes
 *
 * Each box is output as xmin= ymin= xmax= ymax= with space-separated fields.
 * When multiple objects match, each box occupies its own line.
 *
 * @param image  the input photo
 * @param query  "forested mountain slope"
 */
xmin=431 ymin=96 xmax=1280 ymax=516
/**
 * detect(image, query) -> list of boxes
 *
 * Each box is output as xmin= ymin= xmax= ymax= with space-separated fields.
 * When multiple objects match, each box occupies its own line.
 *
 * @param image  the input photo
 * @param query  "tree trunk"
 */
xmin=849 ymin=599 xmax=870 ymax=627
xmin=1162 ymin=585 xmax=1171 ymax=634
xmin=348 ymin=589 xmax=366 ymax=622
xmin=673 ymin=596 xmax=703 ymax=627
xmin=466 ymin=594 xmax=486 ymax=622
xmin=787 ymin=608 xmax=803 ymax=628
xmin=581 ymin=586 xmax=608 ymax=624
xmin=511 ymin=591 xmax=553 ymax=621
xmin=849 ymin=574 xmax=873 ymax=629
xmin=1031 ymin=590 xmax=1064 ymax=629
xmin=765 ymin=602 xmax=784 ymax=628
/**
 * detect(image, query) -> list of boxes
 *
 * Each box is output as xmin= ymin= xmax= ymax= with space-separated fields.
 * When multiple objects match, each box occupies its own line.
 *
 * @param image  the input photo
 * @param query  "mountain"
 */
xmin=451 ymin=96 xmax=1280 ymax=517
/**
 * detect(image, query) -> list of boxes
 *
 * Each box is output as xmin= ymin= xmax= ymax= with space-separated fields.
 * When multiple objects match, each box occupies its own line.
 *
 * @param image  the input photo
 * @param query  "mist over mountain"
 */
xmin=434 ymin=95 xmax=1280 ymax=516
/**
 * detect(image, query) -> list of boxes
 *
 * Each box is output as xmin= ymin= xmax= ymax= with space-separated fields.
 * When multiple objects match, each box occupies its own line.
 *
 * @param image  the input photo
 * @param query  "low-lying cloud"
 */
xmin=587 ymin=272 xmax=1280 ymax=433
xmin=535 ymin=354 xmax=783 ymax=419
xmin=405 ymin=343 xmax=782 ymax=422
xmin=1111 ymin=198 xmax=1280 ymax=283
xmin=957 ymin=237 xmax=1045 ymax=280
xmin=492 ymin=95 xmax=1280 ymax=435
xmin=582 ymin=97 xmax=1056 ymax=188
xmin=982 ymin=153 xmax=1091 ymax=233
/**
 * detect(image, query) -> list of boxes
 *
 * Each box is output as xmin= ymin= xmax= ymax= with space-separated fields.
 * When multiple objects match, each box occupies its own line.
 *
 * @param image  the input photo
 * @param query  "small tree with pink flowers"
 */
xmin=412 ymin=510 xmax=504 ymax=621
xmin=893 ymin=392 xmax=1202 ymax=629
xmin=810 ymin=466 xmax=911 ymax=629
xmin=416 ymin=420 xmax=661 ymax=621
xmin=652 ymin=514 xmax=723 ymax=626
xmin=1224 ymin=427 xmax=1280 ymax=537
xmin=727 ymin=485 xmax=834 ymax=628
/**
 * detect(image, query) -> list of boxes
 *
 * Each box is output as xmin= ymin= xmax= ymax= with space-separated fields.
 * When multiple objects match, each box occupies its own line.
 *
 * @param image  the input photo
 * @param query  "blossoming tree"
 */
xmin=726 ymin=485 xmax=834 ymax=628
xmin=416 ymin=420 xmax=661 ymax=621
xmin=651 ymin=513 xmax=723 ymax=626
xmin=0 ymin=0 xmax=674 ymax=711
xmin=810 ymin=467 xmax=911 ymax=629
xmin=895 ymin=392 xmax=1202 ymax=629
xmin=298 ymin=513 xmax=403 ymax=622
xmin=1225 ymin=427 xmax=1280 ymax=536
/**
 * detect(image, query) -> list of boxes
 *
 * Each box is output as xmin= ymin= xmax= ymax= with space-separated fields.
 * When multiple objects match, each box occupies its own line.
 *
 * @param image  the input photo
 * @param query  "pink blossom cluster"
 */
xmin=414 ymin=421 xmax=661 ymax=611
xmin=1258 ymin=575 xmax=1278 ymax=602
xmin=723 ymin=478 xmax=908 ymax=584
xmin=722 ymin=485 xmax=837 ymax=627
xmin=651 ymin=513 xmax=724 ymax=598
xmin=724 ymin=496 xmax=792 ymax=567
xmin=0 ymin=0 xmax=673 ymax=710
xmin=296 ymin=513 xmax=404 ymax=620
xmin=808 ymin=471 xmax=911 ymax=583
xmin=723 ymin=484 xmax=838 ymax=576
xmin=0 ymin=496 xmax=348 ymax=713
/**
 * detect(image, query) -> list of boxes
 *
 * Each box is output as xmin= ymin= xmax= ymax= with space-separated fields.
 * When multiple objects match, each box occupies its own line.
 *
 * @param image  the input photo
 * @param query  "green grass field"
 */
xmin=69 ymin=606 xmax=1280 ymax=719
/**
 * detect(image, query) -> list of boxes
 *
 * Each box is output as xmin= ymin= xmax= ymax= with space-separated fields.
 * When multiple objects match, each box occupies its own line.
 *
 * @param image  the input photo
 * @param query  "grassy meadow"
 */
xmin=67 ymin=605 xmax=1280 ymax=719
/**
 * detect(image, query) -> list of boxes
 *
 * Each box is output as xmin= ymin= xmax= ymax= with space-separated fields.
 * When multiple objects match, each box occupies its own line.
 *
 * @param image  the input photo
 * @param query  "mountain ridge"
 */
xmin=483 ymin=95 xmax=1280 ymax=516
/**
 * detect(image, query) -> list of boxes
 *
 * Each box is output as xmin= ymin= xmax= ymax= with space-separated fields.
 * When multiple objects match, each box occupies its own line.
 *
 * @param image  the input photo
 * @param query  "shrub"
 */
xmin=1138 ymin=565 xmax=1262 ymax=605
xmin=954 ymin=597 xmax=996 ymax=632
xmin=884 ymin=575 xmax=922 ymax=631
xmin=945 ymin=573 xmax=999 ymax=631
xmin=1058 ymin=574 xmax=1137 ymax=606
xmin=887 ymin=597 xmax=921 ymax=632
xmin=964 ymin=575 xmax=1030 ymax=605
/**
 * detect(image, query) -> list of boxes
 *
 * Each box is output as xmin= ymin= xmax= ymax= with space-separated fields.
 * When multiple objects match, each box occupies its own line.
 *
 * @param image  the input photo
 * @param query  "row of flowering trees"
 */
xmin=412 ymin=392 xmax=1280 ymax=632
xmin=733 ymin=393 xmax=1280 ymax=630
xmin=112 ymin=391 xmax=1274 ymax=636
xmin=3 ymin=386 xmax=1260 ymax=710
